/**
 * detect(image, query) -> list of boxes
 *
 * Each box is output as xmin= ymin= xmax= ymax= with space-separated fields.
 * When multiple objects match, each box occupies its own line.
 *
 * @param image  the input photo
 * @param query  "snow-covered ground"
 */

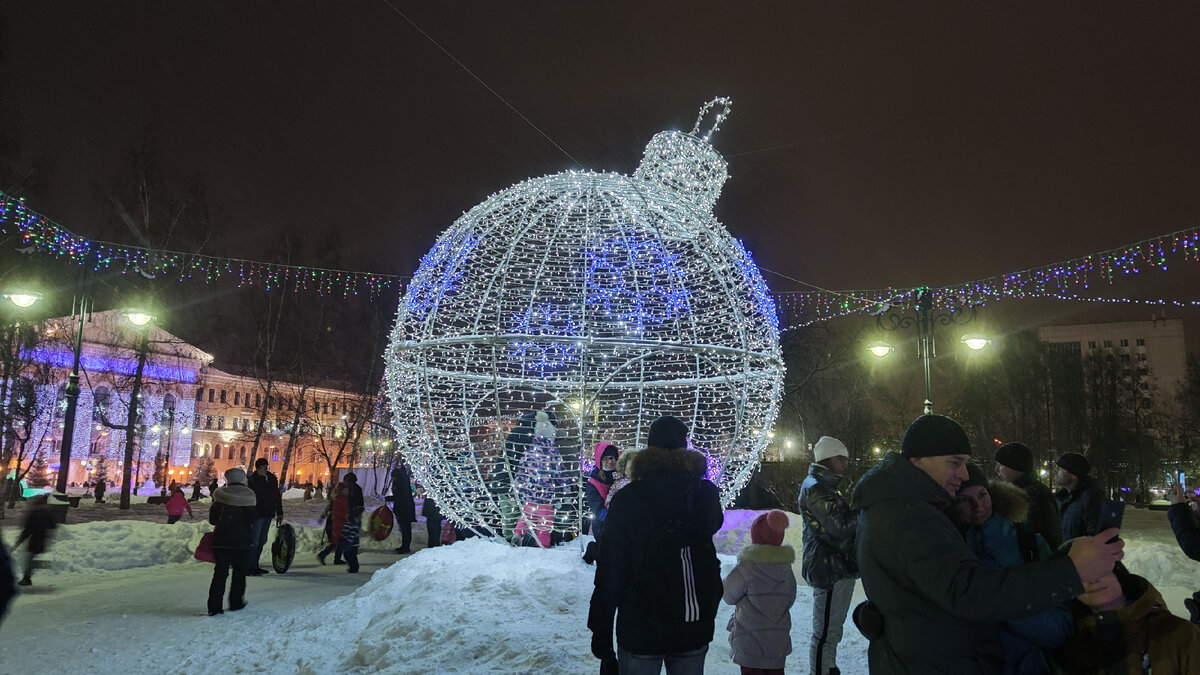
xmin=0 ymin=501 xmax=1196 ymax=674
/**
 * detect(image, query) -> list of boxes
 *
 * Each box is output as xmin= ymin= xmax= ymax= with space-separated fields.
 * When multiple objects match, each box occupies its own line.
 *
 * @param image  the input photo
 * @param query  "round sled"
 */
xmin=271 ymin=522 xmax=296 ymax=573
xmin=369 ymin=505 xmax=394 ymax=541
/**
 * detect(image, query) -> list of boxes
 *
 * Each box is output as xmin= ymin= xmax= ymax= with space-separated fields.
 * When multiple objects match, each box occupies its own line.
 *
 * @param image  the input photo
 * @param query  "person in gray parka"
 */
xmin=797 ymin=436 xmax=858 ymax=675
xmin=723 ymin=509 xmax=797 ymax=674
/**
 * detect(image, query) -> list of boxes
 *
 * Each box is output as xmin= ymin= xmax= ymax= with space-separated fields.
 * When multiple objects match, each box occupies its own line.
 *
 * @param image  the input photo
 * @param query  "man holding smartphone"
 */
xmin=1168 ymin=478 xmax=1200 ymax=562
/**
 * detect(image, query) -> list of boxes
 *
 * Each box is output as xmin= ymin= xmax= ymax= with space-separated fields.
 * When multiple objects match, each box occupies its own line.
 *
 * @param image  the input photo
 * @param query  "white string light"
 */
xmin=384 ymin=98 xmax=784 ymax=543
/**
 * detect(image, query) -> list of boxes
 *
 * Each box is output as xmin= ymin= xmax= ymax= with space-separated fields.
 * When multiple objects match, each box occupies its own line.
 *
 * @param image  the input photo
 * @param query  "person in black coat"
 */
xmin=994 ymin=441 xmax=1063 ymax=550
xmin=246 ymin=458 xmax=283 ymax=576
xmin=1054 ymin=453 xmax=1102 ymax=541
xmin=208 ymin=468 xmax=257 ymax=616
xmin=14 ymin=494 xmax=57 ymax=586
xmin=0 ymin=532 xmax=14 ymax=626
xmin=389 ymin=463 xmax=416 ymax=554
xmin=421 ymin=491 xmax=442 ymax=548
xmin=588 ymin=416 xmax=724 ymax=673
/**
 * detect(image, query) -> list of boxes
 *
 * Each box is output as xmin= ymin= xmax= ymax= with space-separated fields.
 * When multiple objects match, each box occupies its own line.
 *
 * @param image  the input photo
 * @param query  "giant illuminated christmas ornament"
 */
xmin=384 ymin=98 xmax=784 ymax=543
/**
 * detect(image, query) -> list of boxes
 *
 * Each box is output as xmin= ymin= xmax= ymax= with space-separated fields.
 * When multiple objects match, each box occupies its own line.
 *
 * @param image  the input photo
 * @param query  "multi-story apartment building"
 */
xmin=1037 ymin=317 xmax=1187 ymax=401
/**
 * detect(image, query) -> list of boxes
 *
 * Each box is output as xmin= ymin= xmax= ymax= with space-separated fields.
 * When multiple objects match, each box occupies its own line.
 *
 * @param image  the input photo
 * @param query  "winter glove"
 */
xmin=590 ymin=631 xmax=615 ymax=661
xmin=599 ymin=651 xmax=618 ymax=675
xmin=1185 ymin=591 xmax=1200 ymax=626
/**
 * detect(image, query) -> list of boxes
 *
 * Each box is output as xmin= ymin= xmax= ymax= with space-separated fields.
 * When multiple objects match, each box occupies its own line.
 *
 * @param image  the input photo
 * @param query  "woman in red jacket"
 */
xmin=317 ymin=483 xmax=349 ymax=565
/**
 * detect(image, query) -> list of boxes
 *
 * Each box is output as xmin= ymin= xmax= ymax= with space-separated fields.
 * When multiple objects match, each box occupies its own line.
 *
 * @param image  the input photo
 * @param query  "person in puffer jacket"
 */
xmin=207 ymin=467 xmax=257 ymax=616
xmin=724 ymin=510 xmax=797 ymax=675
xmin=797 ymin=436 xmax=858 ymax=675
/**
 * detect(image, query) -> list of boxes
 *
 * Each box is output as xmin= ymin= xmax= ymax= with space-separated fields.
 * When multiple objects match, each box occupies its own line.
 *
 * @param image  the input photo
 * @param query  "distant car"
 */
xmin=1148 ymin=498 xmax=1172 ymax=511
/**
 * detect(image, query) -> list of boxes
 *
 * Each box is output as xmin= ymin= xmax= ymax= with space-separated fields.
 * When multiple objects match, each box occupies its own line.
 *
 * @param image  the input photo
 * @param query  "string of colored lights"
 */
xmin=0 ymin=193 xmax=406 ymax=297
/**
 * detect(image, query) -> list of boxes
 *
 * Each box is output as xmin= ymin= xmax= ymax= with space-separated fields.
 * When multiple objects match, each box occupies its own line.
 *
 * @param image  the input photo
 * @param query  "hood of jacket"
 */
xmin=988 ymin=480 xmax=1031 ymax=524
xmin=850 ymin=451 xmax=952 ymax=511
xmin=807 ymin=462 xmax=844 ymax=489
xmin=593 ymin=441 xmax=619 ymax=466
xmin=213 ymin=484 xmax=257 ymax=507
xmin=629 ymin=445 xmax=707 ymax=481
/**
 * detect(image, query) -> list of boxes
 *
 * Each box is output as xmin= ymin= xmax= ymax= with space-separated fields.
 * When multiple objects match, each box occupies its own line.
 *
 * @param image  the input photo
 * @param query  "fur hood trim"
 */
xmin=214 ymin=484 xmax=257 ymax=507
xmin=737 ymin=543 xmax=796 ymax=564
xmin=989 ymin=480 xmax=1031 ymax=524
xmin=630 ymin=445 xmax=707 ymax=480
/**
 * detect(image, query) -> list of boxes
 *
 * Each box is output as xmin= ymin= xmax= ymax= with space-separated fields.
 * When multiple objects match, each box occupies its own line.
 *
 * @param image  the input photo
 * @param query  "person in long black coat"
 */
xmin=208 ymin=468 xmax=257 ymax=616
xmin=390 ymin=463 xmax=416 ymax=554
xmin=421 ymin=491 xmax=442 ymax=548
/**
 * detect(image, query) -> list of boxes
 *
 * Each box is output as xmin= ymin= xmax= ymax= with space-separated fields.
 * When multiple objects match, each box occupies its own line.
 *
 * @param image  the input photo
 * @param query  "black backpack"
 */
xmin=630 ymin=489 xmax=722 ymax=625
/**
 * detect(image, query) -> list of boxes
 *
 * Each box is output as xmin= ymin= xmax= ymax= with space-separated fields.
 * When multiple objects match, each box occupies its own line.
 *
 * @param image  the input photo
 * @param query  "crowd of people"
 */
xmin=585 ymin=413 xmax=1200 ymax=675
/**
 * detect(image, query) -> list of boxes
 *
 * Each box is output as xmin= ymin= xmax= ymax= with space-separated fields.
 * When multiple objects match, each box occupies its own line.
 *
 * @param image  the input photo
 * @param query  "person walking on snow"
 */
xmin=317 ymin=482 xmax=349 ymax=565
xmin=341 ymin=472 xmax=365 ymax=573
xmin=165 ymin=484 xmax=193 ymax=524
xmin=13 ymin=494 xmax=56 ymax=587
xmin=724 ymin=509 xmax=797 ymax=675
xmin=798 ymin=436 xmax=858 ymax=675
xmin=246 ymin=458 xmax=283 ymax=576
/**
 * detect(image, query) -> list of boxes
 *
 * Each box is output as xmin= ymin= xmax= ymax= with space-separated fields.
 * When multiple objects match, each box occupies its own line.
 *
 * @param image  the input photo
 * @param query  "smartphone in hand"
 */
xmin=1097 ymin=499 xmax=1125 ymax=543
xmin=1181 ymin=472 xmax=1189 ymax=493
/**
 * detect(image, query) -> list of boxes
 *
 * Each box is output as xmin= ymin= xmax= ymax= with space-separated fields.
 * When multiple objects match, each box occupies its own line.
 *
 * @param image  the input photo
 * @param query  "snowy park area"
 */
xmin=0 ymin=497 xmax=1197 ymax=674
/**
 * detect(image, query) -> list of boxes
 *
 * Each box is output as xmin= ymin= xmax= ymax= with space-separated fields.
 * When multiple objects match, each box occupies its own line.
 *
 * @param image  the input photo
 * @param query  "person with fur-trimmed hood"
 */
xmin=207 ymin=467 xmax=257 ymax=616
xmin=798 ymin=436 xmax=858 ymax=675
xmin=724 ymin=510 xmax=797 ymax=675
xmin=588 ymin=415 xmax=724 ymax=674
xmin=953 ymin=462 xmax=1072 ymax=675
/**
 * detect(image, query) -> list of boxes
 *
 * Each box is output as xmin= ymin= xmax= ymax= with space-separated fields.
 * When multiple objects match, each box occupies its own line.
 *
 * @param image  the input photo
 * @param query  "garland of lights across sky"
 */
xmin=383 ymin=99 xmax=785 ymax=542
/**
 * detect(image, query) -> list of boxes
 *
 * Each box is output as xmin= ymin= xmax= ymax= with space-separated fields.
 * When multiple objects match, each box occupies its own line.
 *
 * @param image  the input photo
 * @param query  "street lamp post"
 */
xmin=870 ymin=287 xmax=987 ymax=415
xmin=118 ymin=309 xmax=155 ymax=510
xmin=55 ymin=293 xmax=92 ymax=494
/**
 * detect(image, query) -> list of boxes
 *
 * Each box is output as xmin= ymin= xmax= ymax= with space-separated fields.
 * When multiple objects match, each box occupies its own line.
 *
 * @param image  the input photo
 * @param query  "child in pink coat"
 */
xmin=165 ymin=485 xmax=193 ymax=524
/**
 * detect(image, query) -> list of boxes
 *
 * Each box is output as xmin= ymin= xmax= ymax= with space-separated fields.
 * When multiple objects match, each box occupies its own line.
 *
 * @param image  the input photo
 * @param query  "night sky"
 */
xmin=4 ymin=3 xmax=1200 ymax=346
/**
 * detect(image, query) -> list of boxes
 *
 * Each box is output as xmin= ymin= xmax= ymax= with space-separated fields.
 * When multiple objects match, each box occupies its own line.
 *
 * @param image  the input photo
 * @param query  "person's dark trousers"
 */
xmin=341 ymin=544 xmax=359 ymax=573
xmin=167 ymin=515 xmax=181 ymax=524
xmin=249 ymin=517 xmax=270 ymax=570
xmin=317 ymin=543 xmax=345 ymax=563
xmin=208 ymin=549 xmax=247 ymax=615
xmin=396 ymin=520 xmax=412 ymax=552
xmin=426 ymin=520 xmax=440 ymax=548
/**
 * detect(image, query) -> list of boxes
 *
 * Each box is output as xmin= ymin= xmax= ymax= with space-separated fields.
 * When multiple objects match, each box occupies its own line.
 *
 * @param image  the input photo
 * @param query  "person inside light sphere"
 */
xmin=513 ymin=411 xmax=570 ymax=547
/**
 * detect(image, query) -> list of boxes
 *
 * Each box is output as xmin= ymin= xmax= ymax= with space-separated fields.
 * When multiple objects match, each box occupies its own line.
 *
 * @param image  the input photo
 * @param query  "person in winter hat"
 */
xmin=994 ymin=441 xmax=1062 ymax=550
xmin=164 ymin=484 xmax=193 ymax=524
xmin=340 ymin=472 xmax=364 ymax=573
xmin=724 ymin=510 xmax=797 ymax=675
xmin=850 ymin=414 xmax=1126 ymax=674
xmin=246 ymin=457 xmax=283 ymax=576
xmin=389 ymin=462 xmax=416 ymax=554
xmin=588 ymin=415 xmax=723 ymax=674
xmin=1052 ymin=552 xmax=1200 ymax=673
xmin=605 ymin=450 xmax=637 ymax=509
xmin=582 ymin=441 xmax=621 ymax=564
xmin=798 ymin=436 xmax=858 ymax=675
xmin=952 ymin=462 xmax=1072 ymax=675
xmin=513 ymin=411 xmax=569 ymax=548
xmin=207 ymin=467 xmax=256 ymax=616
xmin=1054 ymin=452 xmax=1102 ymax=541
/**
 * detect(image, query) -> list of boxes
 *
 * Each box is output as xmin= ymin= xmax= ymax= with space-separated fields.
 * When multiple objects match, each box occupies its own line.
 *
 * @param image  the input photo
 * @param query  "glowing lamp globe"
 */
xmin=385 ymin=99 xmax=783 ymax=541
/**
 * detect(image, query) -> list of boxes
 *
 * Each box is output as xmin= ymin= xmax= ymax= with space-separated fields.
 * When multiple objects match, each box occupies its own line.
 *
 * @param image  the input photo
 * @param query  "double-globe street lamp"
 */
xmin=868 ymin=287 xmax=990 ymax=415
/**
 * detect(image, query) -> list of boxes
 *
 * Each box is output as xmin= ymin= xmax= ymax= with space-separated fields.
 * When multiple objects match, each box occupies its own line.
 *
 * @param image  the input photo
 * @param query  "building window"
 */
xmin=195 ymin=387 xmax=204 ymax=402
xmin=207 ymin=389 xmax=214 ymax=403
xmin=1103 ymin=339 xmax=1113 ymax=348
xmin=272 ymin=452 xmax=279 ymax=462
xmin=231 ymin=418 xmax=239 ymax=431
xmin=194 ymin=413 xmax=201 ymax=428
xmin=234 ymin=392 xmax=240 ymax=406
xmin=1120 ymin=338 xmax=1129 ymax=347
xmin=1120 ymin=353 xmax=1131 ymax=363
xmin=205 ymin=415 xmax=213 ymax=429
xmin=220 ymin=390 xmax=227 ymax=404
xmin=240 ymin=446 xmax=247 ymax=462
xmin=214 ymin=444 xmax=221 ymax=460
xmin=1087 ymin=340 xmax=1096 ymax=349
xmin=1138 ymin=353 xmax=1147 ymax=361
xmin=254 ymin=393 xmax=261 ymax=408
xmin=92 ymin=387 xmax=111 ymax=421
xmin=217 ymin=416 xmax=225 ymax=430
xmin=1136 ymin=338 xmax=1145 ymax=346
xmin=323 ymin=402 xmax=329 ymax=415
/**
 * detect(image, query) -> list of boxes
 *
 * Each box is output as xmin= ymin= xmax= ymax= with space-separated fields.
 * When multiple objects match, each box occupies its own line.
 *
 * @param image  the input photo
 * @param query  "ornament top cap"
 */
xmin=633 ymin=97 xmax=732 ymax=214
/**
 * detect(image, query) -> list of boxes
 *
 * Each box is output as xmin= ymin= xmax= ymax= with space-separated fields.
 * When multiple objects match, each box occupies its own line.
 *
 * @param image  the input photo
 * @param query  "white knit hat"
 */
xmin=813 ymin=436 xmax=849 ymax=463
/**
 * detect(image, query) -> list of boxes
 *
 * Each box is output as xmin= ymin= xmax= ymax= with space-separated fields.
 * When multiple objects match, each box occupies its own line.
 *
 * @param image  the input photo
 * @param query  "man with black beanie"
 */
xmin=851 ymin=414 xmax=1126 ymax=674
xmin=1055 ymin=452 xmax=1103 ymax=541
xmin=994 ymin=441 xmax=1062 ymax=549
xmin=588 ymin=415 xmax=723 ymax=674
